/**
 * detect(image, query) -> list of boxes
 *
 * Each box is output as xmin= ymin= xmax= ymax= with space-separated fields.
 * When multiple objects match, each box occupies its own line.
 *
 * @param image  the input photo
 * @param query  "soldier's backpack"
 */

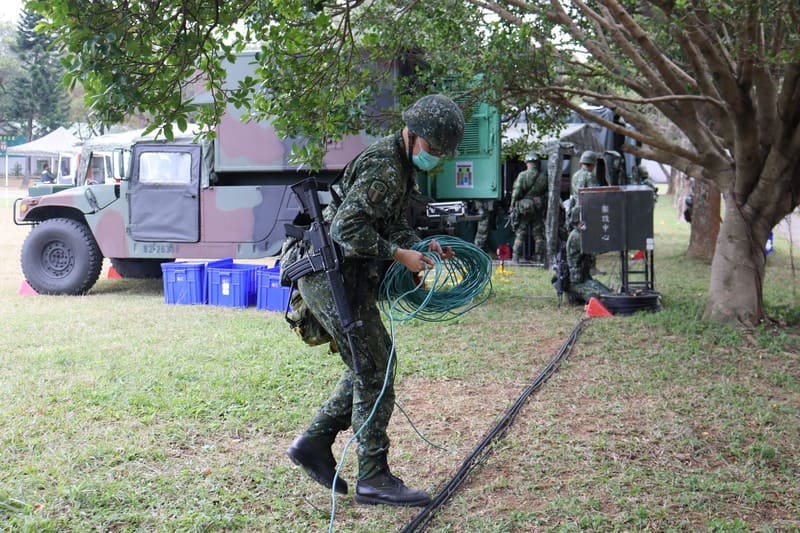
xmin=278 ymin=237 xmax=338 ymax=352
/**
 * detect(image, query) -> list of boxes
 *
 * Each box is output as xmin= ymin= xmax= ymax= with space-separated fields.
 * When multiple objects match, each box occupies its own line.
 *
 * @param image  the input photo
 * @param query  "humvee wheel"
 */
xmin=109 ymin=258 xmax=173 ymax=279
xmin=21 ymin=218 xmax=103 ymax=295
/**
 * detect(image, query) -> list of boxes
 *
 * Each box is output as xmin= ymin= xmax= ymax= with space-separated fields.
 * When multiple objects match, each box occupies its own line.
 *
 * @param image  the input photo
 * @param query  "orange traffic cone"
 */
xmin=585 ymin=296 xmax=613 ymax=317
xmin=108 ymin=266 xmax=122 ymax=279
xmin=18 ymin=280 xmax=38 ymax=295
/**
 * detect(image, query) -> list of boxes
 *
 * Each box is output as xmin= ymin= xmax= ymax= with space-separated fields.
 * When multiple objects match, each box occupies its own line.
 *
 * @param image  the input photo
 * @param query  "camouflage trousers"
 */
xmin=512 ymin=216 xmax=546 ymax=261
xmin=474 ymin=217 xmax=490 ymax=250
xmin=565 ymin=279 xmax=611 ymax=305
xmin=473 ymin=200 xmax=494 ymax=251
xmin=565 ymin=227 xmax=610 ymax=304
xmin=297 ymin=259 xmax=395 ymax=480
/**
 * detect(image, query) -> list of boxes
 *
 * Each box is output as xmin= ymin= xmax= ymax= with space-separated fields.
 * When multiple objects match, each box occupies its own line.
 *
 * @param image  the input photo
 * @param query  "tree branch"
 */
xmin=551 ymin=95 xmax=704 ymax=168
xmin=630 ymin=144 xmax=705 ymax=181
xmin=595 ymin=0 xmax=698 ymax=93
xmin=541 ymin=85 xmax=725 ymax=108
xmin=683 ymin=6 xmax=742 ymax=114
xmin=545 ymin=0 xmax=651 ymax=97
xmin=468 ymin=0 xmax=525 ymax=25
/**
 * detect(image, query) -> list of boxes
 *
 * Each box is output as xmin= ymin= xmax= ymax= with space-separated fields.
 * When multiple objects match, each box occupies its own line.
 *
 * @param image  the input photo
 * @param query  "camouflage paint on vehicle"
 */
xmin=16 ymin=140 xmax=372 ymax=262
xmin=13 ymin=55 xmax=380 ymax=294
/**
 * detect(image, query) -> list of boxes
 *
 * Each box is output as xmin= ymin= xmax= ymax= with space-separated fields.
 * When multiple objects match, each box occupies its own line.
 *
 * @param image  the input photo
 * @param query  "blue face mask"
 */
xmin=412 ymin=149 xmax=441 ymax=171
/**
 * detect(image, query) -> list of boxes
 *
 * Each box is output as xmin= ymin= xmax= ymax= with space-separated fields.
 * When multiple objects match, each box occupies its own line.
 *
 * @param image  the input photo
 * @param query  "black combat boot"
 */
xmin=355 ymin=469 xmax=431 ymax=507
xmin=287 ymin=434 xmax=348 ymax=495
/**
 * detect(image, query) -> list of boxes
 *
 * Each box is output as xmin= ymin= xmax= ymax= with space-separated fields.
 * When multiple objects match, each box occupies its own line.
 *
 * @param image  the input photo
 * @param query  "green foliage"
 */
xmin=27 ymin=0 xmax=571 ymax=166
xmin=1 ymin=10 xmax=70 ymax=138
xmin=26 ymin=0 xmax=800 ymax=175
xmin=0 ymin=21 xmax=24 ymax=88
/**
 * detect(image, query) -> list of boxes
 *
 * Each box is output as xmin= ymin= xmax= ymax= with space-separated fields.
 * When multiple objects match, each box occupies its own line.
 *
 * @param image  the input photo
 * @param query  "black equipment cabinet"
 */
xmin=579 ymin=185 xmax=655 ymax=292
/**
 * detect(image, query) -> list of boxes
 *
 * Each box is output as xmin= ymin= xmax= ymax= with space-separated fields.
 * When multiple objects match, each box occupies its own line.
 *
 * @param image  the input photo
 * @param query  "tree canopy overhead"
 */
xmin=30 ymin=0 xmax=800 ymax=326
xmin=2 ymin=9 xmax=70 ymax=139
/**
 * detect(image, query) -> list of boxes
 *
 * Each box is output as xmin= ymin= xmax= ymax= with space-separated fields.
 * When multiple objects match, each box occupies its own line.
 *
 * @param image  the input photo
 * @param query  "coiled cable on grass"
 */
xmin=379 ymin=236 xmax=493 ymax=322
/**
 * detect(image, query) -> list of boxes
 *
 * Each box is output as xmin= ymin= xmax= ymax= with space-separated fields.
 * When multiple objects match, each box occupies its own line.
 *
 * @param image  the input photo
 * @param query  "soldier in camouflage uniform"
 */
xmin=510 ymin=154 xmax=548 ymax=263
xmin=569 ymin=150 xmax=599 ymax=211
xmin=569 ymin=151 xmax=601 ymax=274
xmin=634 ymin=163 xmax=659 ymax=202
xmin=287 ymin=94 xmax=464 ymax=507
xmin=563 ymin=207 xmax=611 ymax=304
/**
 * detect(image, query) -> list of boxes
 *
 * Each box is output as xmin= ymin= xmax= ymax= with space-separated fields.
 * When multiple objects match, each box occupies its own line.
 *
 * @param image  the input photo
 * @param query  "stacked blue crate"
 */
xmin=207 ymin=263 xmax=264 ymax=308
xmin=256 ymin=265 xmax=292 ymax=312
xmin=162 ymin=258 xmax=234 ymax=304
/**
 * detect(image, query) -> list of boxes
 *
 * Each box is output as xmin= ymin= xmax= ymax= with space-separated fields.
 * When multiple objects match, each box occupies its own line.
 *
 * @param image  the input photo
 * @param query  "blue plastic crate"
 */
xmin=256 ymin=266 xmax=292 ymax=312
xmin=162 ymin=258 xmax=233 ymax=304
xmin=207 ymin=263 xmax=264 ymax=308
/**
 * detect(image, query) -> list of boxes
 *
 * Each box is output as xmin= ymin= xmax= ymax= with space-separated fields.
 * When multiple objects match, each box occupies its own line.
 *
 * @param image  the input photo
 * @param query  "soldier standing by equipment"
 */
xmin=286 ymin=94 xmax=464 ymax=507
xmin=569 ymin=151 xmax=598 ymax=210
xmin=472 ymin=199 xmax=494 ymax=252
xmin=509 ymin=154 xmax=548 ymax=263
xmin=568 ymin=151 xmax=602 ymax=274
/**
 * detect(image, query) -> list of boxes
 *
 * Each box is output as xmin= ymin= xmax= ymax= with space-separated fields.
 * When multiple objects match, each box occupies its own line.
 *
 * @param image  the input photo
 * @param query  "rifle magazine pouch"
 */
xmin=285 ymin=290 xmax=339 ymax=353
xmin=517 ymin=197 xmax=535 ymax=216
xmin=278 ymin=237 xmax=303 ymax=287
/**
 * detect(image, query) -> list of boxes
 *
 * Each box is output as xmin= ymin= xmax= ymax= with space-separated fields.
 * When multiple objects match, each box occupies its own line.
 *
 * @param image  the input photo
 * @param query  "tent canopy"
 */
xmin=6 ymin=127 xmax=82 ymax=157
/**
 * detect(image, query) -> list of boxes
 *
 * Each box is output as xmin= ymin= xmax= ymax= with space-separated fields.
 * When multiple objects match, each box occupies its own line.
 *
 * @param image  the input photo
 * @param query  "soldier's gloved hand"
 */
xmin=393 ymin=247 xmax=435 ymax=273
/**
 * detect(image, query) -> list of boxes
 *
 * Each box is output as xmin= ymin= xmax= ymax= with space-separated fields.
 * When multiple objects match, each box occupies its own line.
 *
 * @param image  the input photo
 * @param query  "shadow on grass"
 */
xmin=90 ymin=278 xmax=164 ymax=297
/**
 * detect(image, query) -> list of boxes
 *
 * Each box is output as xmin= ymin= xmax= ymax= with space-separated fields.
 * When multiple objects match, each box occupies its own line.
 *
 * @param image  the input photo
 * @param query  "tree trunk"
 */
xmin=703 ymin=195 xmax=768 ymax=326
xmin=666 ymin=166 xmax=678 ymax=196
xmin=687 ymin=179 xmax=720 ymax=262
xmin=673 ymin=171 xmax=690 ymax=221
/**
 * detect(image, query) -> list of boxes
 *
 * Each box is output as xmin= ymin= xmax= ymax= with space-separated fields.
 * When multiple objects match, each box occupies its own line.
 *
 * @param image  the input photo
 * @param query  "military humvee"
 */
xmin=13 ymin=114 xmax=382 ymax=295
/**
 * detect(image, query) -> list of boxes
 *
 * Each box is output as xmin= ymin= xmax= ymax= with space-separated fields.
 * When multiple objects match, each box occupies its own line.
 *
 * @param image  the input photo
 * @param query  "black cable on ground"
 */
xmin=401 ymin=318 xmax=586 ymax=533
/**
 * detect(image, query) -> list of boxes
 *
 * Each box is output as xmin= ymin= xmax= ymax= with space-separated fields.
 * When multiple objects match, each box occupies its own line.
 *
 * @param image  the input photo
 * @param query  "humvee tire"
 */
xmin=110 ymin=258 xmax=173 ymax=279
xmin=21 ymin=218 xmax=103 ymax=295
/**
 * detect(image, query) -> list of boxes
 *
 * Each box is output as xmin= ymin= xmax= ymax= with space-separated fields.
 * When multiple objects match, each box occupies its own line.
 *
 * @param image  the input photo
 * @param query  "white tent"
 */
xmin=4 ymin=127 xmax=82 ymax=185
xmin=6 ymin=127 xmax=82 ymax=157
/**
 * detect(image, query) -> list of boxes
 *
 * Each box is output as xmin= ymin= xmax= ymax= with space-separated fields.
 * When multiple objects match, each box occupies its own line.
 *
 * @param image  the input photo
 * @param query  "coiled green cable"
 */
xmin=379 ymin=236 xmax=493 ymax=321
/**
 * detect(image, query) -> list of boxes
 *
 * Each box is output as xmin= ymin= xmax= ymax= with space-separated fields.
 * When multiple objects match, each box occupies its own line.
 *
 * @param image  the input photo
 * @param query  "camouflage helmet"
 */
xmin=580 ymin=151 xmax=597 ymax=165
xmin=402 ymin=94 xmax=465 ymax=158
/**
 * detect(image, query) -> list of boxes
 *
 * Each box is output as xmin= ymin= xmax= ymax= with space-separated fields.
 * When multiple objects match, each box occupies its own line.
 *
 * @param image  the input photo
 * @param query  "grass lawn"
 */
xmin=0 ymin=192 xmax=798 ymax=531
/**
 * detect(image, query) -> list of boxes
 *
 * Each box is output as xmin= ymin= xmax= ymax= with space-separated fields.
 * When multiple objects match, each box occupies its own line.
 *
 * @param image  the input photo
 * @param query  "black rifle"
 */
xmin=553 ymin=243 xmax=569 ymax=307
xmin=505 ymin=208 xmax=519 ymax=231
xmin=284 ymin=178 xmax=364 ymax=373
